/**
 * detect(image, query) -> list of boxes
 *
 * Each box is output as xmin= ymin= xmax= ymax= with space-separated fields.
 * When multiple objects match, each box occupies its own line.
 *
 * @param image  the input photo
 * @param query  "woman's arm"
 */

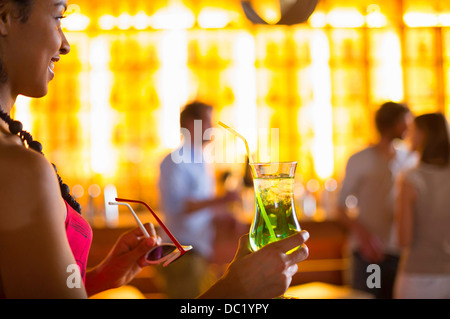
xmin=0 ymin=147 xmax=87 ymax=298
xmin=395 ymin=174 xmax=416 ymax=248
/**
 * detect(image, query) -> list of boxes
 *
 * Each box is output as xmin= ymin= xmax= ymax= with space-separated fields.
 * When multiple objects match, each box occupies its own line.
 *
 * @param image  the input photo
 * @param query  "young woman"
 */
xmin=0 ymin=0 xmax=309 ymax=298
xmin=394 ymin=113 xmax=450 ymax=298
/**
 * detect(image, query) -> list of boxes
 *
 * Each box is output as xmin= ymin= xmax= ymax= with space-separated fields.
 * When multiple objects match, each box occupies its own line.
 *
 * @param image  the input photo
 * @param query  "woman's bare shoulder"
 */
xmin=0 ymin=142 xmax=85 ymax=298
xmin=0 ymin=142 xmax=64 ymax=224
xmin=0 ymin=141 xmax=55 ymax=185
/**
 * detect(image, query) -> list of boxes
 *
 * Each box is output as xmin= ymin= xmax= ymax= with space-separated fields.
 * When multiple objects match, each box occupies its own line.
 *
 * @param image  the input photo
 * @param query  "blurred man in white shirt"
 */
xmin=337 ymin=101 xmax=418 ymax=298
xmin=158 ymin=101 xmax=240 ymax=298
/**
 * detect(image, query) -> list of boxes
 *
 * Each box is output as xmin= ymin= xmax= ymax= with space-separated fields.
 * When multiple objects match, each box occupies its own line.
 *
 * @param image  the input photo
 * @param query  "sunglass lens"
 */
xmin=146 ymin=245 xmax=177 ymax=261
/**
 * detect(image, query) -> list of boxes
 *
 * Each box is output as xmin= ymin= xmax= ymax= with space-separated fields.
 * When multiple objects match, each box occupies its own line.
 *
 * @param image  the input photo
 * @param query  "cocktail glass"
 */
xmin=249 ymin=162 xmax=301 ymax=252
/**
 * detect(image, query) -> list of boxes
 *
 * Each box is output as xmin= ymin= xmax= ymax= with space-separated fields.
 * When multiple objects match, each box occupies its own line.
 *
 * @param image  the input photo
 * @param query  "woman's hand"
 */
xmin=85 ymin=223 xmax=159 ymax=296
xmin=199 ymin=230 xmax=310 ymax=299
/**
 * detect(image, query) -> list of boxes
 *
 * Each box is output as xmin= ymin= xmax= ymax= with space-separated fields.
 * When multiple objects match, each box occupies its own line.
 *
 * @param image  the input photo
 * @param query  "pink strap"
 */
xmin=65 ymin=201 xmax=93 ymax=282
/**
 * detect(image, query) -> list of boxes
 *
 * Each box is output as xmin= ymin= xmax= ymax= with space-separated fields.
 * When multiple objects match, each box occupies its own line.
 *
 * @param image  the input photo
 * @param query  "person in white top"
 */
xmin=158 ymin=101 xmax=241 ymax=298
xmin=394 ymin=113 xmax=450 ymax=299
xmin=337 ymin=101 xmax=417 ymax=299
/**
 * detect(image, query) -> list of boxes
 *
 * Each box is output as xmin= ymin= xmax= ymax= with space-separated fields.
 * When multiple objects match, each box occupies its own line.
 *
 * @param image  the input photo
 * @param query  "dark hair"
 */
xmin=0 ymin=0 xmax=34 ymax=22
xmin=375 ymin=101 xmax=410 ymax=134
xmin=414 ymin=113 xmax=450 ymax=166
xmin=180 ymin=101 xmax=213 ymax=129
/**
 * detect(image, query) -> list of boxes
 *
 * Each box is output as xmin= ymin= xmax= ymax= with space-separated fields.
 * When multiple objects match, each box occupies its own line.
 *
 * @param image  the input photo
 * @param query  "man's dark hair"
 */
xmin=375 ymin=101 xmax=410 ymax=134
xmin=180 ymin=101 xmax=212 ymax=129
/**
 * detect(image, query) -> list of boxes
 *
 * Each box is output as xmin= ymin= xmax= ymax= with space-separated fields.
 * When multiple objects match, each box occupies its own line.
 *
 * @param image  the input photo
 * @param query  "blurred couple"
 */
xmin=338 ymin=101 xmax=450 ymax=299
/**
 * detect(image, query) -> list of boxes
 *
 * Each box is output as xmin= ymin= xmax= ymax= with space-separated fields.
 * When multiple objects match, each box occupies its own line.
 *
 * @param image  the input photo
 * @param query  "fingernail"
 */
xmin=301 ymin=230 xmax=310 ymax=241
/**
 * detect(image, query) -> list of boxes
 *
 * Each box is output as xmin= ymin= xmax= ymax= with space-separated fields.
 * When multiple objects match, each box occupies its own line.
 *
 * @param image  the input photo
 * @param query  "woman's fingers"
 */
xmin=119 ymin=223 xmax=159 ymax=252
xmin=232 ymin=234 xmax=252 ymax=260
xmin=263 ymin=230 xmax=309 ymax=254
xmin=144 ymin=222 xmax=157 ymax=238
xmin=284 ymin=243 xmax=309 ymax=266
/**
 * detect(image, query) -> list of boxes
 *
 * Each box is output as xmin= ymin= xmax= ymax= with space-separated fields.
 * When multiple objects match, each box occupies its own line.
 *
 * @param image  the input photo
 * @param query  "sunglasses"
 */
xmin=108 ymin=198 xmax=192 ymax=267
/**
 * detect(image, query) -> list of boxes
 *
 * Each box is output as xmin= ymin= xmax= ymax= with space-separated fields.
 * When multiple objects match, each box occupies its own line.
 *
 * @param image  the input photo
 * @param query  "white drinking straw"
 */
xmin=218 ymin=121 xmax=255 ymax=163
xmin=218 ymin=121 xmax=276 ymax=239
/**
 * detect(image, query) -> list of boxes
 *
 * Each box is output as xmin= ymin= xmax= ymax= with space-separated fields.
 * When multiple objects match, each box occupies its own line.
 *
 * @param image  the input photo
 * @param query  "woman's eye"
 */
xmin=56 ymin=15 xmax=66 ymax=27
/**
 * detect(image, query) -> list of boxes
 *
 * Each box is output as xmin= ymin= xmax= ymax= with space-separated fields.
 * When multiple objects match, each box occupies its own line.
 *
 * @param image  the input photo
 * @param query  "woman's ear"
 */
xmin=0 ymin=4 xmax=13 ymax=36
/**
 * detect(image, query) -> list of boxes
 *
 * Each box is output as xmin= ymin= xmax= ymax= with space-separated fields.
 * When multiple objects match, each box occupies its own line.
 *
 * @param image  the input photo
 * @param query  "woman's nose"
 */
xmin=59 ymin=30 xmax=71 ymax=55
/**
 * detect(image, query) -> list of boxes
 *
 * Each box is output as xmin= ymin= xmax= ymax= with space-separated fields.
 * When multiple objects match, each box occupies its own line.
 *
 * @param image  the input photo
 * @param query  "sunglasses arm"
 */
xmin=108 ymin=202 xmax=150 ymax=238
xmin=115 ymin=198 xmax=186 ymax=253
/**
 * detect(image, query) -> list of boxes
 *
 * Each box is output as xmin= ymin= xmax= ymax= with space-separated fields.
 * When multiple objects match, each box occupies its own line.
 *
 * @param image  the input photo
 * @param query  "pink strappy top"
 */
xmin=0 ymin=201 xmax=92 ymax=298
xmin=65 ymin=201 xmax=93 ymax=282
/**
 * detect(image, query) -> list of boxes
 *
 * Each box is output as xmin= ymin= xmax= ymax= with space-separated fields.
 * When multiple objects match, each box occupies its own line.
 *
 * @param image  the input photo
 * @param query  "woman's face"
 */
xmin=1 ymin=0 xmax=70 ymax=98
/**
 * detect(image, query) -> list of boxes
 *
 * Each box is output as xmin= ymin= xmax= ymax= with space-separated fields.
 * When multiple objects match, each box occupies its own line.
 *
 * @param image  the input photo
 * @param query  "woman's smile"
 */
xmin=48 ymin=57 xmax=60 ymax=80
xmin=48 ymin=62 xmax=54 ymax=79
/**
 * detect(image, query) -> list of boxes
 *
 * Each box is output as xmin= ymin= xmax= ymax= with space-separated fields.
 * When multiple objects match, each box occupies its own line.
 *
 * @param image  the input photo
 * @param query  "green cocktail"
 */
xmin=249 ymin=162 xmax=301 ymax=251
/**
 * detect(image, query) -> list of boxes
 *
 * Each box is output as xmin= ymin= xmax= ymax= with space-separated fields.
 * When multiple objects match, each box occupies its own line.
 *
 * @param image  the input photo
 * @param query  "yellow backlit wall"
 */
xmin=13 ymin=0 xmax=450 ymax=222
